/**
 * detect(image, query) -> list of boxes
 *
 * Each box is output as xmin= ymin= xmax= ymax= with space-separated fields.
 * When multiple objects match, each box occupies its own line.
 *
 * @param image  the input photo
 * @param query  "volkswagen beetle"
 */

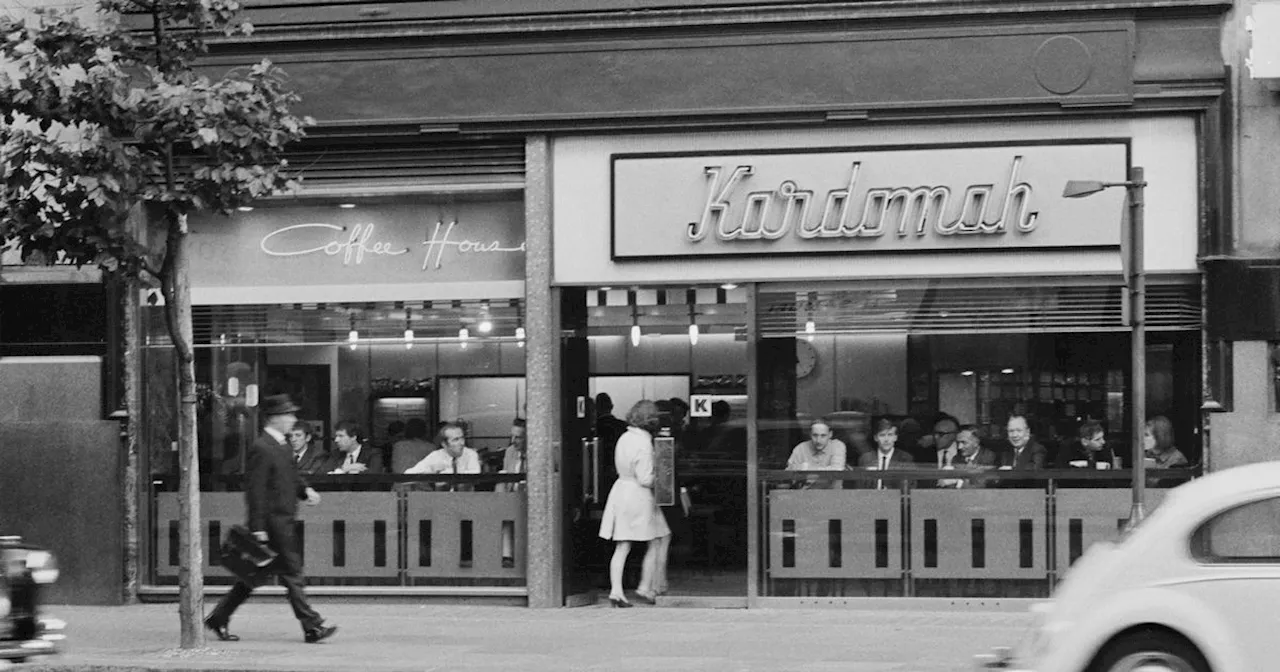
xmin=0 ymin=535 xmax=65 ymax=663
xmin=977 ymin=461 xmax=1280 ymax=672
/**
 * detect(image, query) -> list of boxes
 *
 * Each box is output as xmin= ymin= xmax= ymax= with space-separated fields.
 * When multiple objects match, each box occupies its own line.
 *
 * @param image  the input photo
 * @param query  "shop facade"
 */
xmin=122 ymin=0 xmax=1232 ymax=606
xmin=551 ymin=118 xmax=1206 ymax=604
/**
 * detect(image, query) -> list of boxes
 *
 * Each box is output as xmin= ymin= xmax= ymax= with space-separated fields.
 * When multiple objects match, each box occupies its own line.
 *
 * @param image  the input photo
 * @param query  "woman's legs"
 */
xmin=652 ymin=534 xmax=672 ymax=594
xmin=637 ymin=535 xmax=666 ymax=597
xmin=609 ymin=541 xmax=633 ymax=599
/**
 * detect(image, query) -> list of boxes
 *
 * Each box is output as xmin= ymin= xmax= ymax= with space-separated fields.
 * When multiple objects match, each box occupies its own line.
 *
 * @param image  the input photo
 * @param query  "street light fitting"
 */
xmin=1062 ymin=179 xmax=1148 ymax=199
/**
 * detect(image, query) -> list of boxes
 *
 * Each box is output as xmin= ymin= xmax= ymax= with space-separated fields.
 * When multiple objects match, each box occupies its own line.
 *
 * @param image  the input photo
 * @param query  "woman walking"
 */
xmin=598 ymin=399 xmax=671 ymax=607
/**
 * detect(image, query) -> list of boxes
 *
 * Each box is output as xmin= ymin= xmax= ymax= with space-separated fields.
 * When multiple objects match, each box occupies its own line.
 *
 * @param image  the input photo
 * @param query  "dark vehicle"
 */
xmin=0 ymin=536 xmax=64 ymax=663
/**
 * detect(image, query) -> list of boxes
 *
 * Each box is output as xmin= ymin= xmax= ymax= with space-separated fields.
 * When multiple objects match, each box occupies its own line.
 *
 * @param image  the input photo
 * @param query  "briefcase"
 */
xmin=218 ymin=525 xmax=278 ymax=584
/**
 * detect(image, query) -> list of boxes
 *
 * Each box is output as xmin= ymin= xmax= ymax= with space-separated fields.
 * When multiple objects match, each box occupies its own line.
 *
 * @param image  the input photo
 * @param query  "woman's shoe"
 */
xmin=609 ymin=595 xmax=632 ymax=608
xmin=633 ymin=590 xmax=657 ymax=605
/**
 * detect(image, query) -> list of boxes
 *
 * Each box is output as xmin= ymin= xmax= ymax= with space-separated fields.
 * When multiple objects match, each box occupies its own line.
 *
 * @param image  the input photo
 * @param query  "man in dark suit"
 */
xmin=857 ymin=419 xmax=915 ymax=490
xmin=205 ymin=394 xmax=337 ymax=644
xmin=287 ymin=420 xmax=328 ymax=475
xmin=1006 ymin=414 xmax=1048 ymax=471
xmin=326 ymin=421 xmax=384 ymax=475
xmin=939 ymin=425 xmax=1001 ymax=488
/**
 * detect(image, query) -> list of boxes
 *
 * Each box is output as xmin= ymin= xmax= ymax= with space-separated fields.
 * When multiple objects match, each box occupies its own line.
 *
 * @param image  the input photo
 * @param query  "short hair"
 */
xmin=958 ymin=424 xmax=984 ymax=439
xmin=874 ymin=418 xmax=897 ymax=435
xmin=404 ymin=418 xmax=428 ymax=440
xmin=1078 ymin=421 xmax=1105 ymax=441
xmin=809 ymin=417 xmax=832 ymax=432
xmin=626 ymin=400 xmax=661 ymax=429
xmin=437 ymin=422 xmax=465 ymax=443
xmin=512 ymin=417 xmax=526 ymax=428
xmin=711 ymin=400 xmax=731 ymax=419
xmin=1146 ymin=415 xmax=1176 ymax=452
xmin=668 ymin=397 xmax=689 ymax=417
xmin=1007 ymin=414 xmax=1030 ymax=429
xmin=292 ymin=420 xmax=313 ymax=437
xmin=387 ymin=420 xmax=406 ymax=436
xmin=334 ymin=420 xmax=364 ymax=443
xmin=596 ymin=393 xmax=614 ymax=414
xmin=932 ymin=416 xmax=959 ymax=434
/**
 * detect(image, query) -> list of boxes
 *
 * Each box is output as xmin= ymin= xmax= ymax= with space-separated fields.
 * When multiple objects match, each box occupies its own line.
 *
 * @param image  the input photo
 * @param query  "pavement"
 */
xmin=19 ymin=599 xmax=1036 ymax=672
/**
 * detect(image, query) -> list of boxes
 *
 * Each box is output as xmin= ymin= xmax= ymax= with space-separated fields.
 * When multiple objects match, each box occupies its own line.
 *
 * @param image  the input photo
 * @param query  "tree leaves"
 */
xmin=0 ymin=1 xmax=311 ymax=276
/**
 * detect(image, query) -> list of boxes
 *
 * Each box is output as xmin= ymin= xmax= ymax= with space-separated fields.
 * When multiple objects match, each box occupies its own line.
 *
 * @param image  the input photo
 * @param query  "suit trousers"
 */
xmin=209 ymin=514 xmax=322 ymax=632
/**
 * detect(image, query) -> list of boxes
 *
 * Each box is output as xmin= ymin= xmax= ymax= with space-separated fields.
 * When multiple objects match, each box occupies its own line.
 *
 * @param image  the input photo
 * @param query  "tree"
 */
xmin=0 ymin=0 xmax=312 ymax=647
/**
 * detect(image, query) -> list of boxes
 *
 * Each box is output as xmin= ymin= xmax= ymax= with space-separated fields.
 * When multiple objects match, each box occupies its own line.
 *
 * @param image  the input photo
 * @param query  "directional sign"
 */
xmin=690 ymin=394 xmax=713 ymax=417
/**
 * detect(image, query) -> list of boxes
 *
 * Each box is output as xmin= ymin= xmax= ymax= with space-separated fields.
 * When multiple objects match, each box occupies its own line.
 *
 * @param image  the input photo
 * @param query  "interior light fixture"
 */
xmin=459 ymin=326 xmax=470 ymax=349
xmin=721 ymin=283 xmax=739 ymax=290
xmin=688 ymin=304 xmax=699 ymax=346
xmin=961 ymin=370 xmax=975 ymax=377
xmin=236 ymin=206 xmax=253 ymax=212
xmin=1001 ymin=367 xmax=1015 ymax=374
xmin=478 ymin=318 xmax=493 ymax=334
xmin=630 ymin=303 xmax=641 ymax=347
xmin=804 ymin=319 xmax=816 ymax=342
xmin=347 ymin=315 xmax=358 ymax=351
xmin=515 ymin=326 xmax=526 ymax=347
xmin=404 ymin=308 xmax=414 ymax=350
xmin=338 ymin=203 xmax=357 ymax=209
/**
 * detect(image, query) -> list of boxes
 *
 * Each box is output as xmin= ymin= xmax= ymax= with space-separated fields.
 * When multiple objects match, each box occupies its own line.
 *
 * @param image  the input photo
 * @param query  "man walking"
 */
xmin=204 ymin=394 xmax=338 ymax=644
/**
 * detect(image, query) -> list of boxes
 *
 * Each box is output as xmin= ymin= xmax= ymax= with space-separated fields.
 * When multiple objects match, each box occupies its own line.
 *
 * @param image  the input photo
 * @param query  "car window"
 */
xmin=1192 ymin=496 xmax=1280 ymax=563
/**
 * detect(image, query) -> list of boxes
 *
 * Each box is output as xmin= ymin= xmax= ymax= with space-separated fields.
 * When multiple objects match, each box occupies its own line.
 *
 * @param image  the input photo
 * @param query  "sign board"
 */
xmin=690 ymin=395 xmax=713 ymax=418
xmin=187 ymin=200 xmax=525 ymax=289
xmin=653 ymin=435 xmax=676 ymax=507
xmin=611 ymin=141 xmax=1128 ymax=259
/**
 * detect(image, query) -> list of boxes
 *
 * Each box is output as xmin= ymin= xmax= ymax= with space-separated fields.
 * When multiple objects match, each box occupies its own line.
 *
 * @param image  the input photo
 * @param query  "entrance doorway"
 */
xmin=562 ymin=286 xmax=749 ymax=606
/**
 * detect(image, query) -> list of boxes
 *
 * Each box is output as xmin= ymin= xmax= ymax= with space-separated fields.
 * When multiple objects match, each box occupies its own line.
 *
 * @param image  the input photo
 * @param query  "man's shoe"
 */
xmin=304 ymin=624 xmax=338 ymax=643
xmin=203 ymin=616 xmax=240 ymax=642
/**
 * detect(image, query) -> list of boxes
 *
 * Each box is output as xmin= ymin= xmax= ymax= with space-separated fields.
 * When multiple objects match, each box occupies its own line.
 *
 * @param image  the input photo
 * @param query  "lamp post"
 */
xmin=1063 ymin=166 xmax=1147 ymax=530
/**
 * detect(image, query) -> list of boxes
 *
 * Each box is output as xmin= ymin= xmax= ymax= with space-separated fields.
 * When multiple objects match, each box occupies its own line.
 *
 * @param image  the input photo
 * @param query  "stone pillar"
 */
xmin=1207 ymin=341 xmax=1280 ymax=470
xmin=524 ymin=135 xmax=563 ymax=607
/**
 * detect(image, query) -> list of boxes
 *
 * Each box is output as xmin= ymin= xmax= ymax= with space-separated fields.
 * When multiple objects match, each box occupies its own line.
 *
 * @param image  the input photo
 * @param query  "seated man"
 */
xmin=857 ymin=418 xmax=914 ymax=490
xmin=288 ymin=420 xmax=329 ymax=475
xmin=785 ymin=418 xmax=847 ymax=489
xmin=1056 ymin=420 xmax=1116 ymax=470
xmin=405 ymin=422 xmax=482 ymax=491
xmin=326 ymin=421 xmax=384 ymax=475
xmin=939 ymin=425 xmax=999 ymax=488
xmin=498 ymin=418 xmax=527 ymax=493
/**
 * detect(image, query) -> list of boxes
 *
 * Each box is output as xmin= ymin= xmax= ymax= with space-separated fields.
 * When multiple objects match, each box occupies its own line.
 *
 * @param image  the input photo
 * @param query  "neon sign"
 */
xmin=258 ymin=220 xmax=525 ymax=271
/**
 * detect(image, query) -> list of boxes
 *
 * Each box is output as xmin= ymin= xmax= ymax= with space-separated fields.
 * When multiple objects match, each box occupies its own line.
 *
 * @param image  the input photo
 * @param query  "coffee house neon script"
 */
xmin=258 ymin=221 xmax=525 ymax=269
xmin=685 ymin=156 xmax=1038 ymax=242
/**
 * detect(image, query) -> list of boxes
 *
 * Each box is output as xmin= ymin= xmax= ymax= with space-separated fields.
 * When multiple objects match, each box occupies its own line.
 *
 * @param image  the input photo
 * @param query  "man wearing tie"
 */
xmin=204 ymin=394 xmax=337 ymax=644
xmin=858 ymin=418 xmax=914 ymax=489
xmin=1006 ymin=415 xmax=1047 ymax=470
xmin=326 ymin=422 xmax=384 ymax=475
xmin=287 ymin=420 xmax=328 ymax=475
xmin=404 ymin=423 xmax=482 ymax=490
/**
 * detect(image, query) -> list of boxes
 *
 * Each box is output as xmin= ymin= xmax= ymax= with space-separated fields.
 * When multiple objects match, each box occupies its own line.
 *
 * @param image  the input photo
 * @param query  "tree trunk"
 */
xmin=164 ymin=211 xmax=204 ymax=648
xmin=123 ymin=273 xmax=141 ymax=604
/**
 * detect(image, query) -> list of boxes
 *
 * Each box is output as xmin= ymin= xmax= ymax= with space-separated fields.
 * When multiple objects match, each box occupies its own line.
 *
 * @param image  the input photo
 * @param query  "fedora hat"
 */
xmin=261 ymin=394 xmax=301 ymax=417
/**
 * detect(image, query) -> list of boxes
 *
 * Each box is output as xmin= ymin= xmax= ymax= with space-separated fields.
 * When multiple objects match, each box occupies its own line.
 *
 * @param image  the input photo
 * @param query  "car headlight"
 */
xmin=25 ymin=550 xmax=59 ymax=584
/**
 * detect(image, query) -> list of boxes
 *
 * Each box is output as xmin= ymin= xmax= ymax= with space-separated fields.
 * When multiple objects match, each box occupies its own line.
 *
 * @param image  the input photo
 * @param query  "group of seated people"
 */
xmin=785 ymin=413 xmax=1193 ymax=489
xmin=286 ymin=417 xmax=527 ymax=491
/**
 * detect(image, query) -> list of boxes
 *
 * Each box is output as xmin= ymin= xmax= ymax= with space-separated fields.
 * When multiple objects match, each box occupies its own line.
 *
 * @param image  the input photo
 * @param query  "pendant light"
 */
xmin=348 ymin=315 xmax=359 ymax=351
xmin=687 ymin=293 xmax=699 ymax=346
xmin=403 ymin=308 xmax=414 ymax=350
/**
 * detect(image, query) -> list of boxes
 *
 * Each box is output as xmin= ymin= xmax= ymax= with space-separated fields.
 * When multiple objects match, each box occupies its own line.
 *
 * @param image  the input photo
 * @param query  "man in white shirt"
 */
xmin=405 ymin=423 xmax=481 ymax=491
xmin=785 ymin=419 xmax=847 ymax=489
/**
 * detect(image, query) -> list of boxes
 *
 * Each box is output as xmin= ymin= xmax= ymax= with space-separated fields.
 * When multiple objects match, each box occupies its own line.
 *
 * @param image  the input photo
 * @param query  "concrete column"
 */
xmin=524 ymin=135 xmax=563 ymax=607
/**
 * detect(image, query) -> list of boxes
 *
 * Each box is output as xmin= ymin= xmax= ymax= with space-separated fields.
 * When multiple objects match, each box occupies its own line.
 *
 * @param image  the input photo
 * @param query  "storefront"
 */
xmin=552 ymin=117 xmax=1203 ymax=604
xmin=139 ymin=178 xmax=535 ymax=600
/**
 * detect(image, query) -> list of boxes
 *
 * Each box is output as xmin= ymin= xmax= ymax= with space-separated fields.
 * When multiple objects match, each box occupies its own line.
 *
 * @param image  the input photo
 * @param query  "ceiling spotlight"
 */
xmin=478 ymin=319 xmax=493 ymax=334
xmin=630 ymin=323 xmax=641 ymax=347
xmin=688 ymin=323 xmax=699 ymax=346
xmin=721 ymin=283 xmax=739 ymax=290
xmin=236 ymin=206 xmax=254 ymax=212
xmin=404 ymin=328 xmax=414 ymax=350
xmin=1001 ymin=368 xmax=1015 ymax=374
xmin=515 ymin=325 xmax=526 ymax=348
xmin=347 ymin=319 xmax=358 ymax=351
xmin=338 ymin=203 xmax=357 ymax=209
xmin=962 ymin=370 xmax=975 ymax=377
xmin=459 ymin=326 xmax=470 ymax=349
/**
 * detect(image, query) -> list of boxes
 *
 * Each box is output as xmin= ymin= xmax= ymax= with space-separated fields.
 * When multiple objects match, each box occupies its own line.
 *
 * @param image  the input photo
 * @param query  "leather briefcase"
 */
xmin=218 ymin=525 xmax=278 ymax=584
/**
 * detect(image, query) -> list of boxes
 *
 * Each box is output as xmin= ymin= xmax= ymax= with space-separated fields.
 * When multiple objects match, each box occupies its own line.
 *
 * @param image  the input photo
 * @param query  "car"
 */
xmin=976 ymin=461 xmax=1280 ymax=672
xmin=0 ymin=535 xmax=65 ymax=663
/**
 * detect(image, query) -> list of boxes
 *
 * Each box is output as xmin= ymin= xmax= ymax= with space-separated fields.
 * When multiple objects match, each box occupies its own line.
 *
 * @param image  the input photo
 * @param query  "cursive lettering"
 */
xmin=260 ymin=223 xmax=410 ymax=264
xmin=421 ymin=220 xmax=527 ymax=270
xmin=688 ymin=156 xmax=1039 ymax=244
